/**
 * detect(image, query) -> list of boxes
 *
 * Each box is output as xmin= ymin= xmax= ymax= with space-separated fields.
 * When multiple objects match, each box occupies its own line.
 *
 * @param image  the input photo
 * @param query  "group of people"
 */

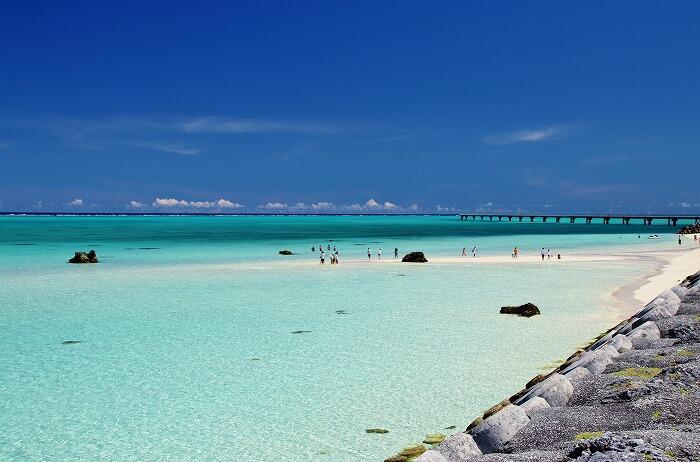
xmin=312 ymin=243 xmax=401 ymax=264
xmin=461 ymin=246 xmax=478 ymax=257
xmin=312 ymin=243 xmax=340 ymax=265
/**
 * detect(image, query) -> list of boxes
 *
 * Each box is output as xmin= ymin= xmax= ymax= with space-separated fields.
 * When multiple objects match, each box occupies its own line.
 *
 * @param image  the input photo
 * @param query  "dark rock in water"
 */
xmin=291 ymin=330 xmax=311 ymax=334
xmin=62 ymin=340 xmax=83 ymax=344
xmin=278 ymin=250 xmax=293 ymax=255
xmin=444 ymin=425 xmax=456 ymax=430
xmin=68 ymin=250 xmax=98 ymax=264
xmin=335 ymin=310 xmax=348 ymax=315
xmin=366 ymin=428 xmax=389 ymax=434
xmin=137 ymin=247 xmax=160 ymax=250
xmin=13 ymin=243 xmax=36 ymax=246
xmin=402 ymin=251 xmax=428 ymax=263
xmin=396 ymin=274 xmax=407 ymax=277
xmin=500 ymin=303 xmax=541 ymax=317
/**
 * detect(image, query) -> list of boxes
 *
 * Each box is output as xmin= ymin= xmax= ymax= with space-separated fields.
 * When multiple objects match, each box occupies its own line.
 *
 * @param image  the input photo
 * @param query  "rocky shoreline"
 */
xmin=392 ymin=270 xmax=700 ymax=462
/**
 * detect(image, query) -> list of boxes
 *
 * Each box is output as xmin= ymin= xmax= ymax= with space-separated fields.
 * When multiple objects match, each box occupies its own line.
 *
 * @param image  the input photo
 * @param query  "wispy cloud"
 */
xmin=484 ymin=125 xmax=573 ymax=145
xmin=127 ymin=142 xmax=202 ymax=155
xmin=152 ymin=197 xmax=243 ymax=209
xmin=67 ymin=198 xmax=84 ymax=207
xmin=179 ymin=117 xmax=335 ymax=134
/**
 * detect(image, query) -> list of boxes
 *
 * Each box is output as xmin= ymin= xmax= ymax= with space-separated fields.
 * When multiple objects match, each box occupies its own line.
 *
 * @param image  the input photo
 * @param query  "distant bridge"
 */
xmin=459 ymin=214 xmax=700 ymax=226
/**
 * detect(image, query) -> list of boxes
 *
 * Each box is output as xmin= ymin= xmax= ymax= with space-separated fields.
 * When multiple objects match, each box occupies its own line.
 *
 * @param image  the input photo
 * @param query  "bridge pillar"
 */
xmin=480 ymin=216 xmax=484 ymax=221
xmin=671 ymin=218 xmax=678 ymax=226
xmin=542 ymin=216 xmax=548 ymax=222
xmin=555 ymin=217 xmax=561 ymax=223
xmin=530 ymin=216 xmax=535 ymax=222
xmin=603 ymin=217 xmax=610 ymax=225
xmin=570 ymin=217 xmax=575 ymax=224
xmin=623 ymin=217 xmax=630 ymax=225
xmin=498 ymin=216 xmax=503 ymax=221
xmin=489 ymin=216 xmax=493 ymax=221
xmin=586 ymin=217 xmax=592 ymax=224
xmin=508 ymin=216 xmax=512 ymax=222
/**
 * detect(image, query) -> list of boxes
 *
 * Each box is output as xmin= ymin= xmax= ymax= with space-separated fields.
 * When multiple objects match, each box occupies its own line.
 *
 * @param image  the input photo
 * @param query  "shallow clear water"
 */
xmin=0 ymin=216 xmax=684 ymax=461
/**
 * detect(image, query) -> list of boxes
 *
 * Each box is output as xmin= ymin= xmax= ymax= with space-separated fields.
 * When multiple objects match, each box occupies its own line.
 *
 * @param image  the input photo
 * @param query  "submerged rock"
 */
xmin=402 ymin=252 xmax=428 ymax=263
xmin=291 ymin=330 xmax=312 ymax=334
xmin=423 ymin=433 xmax=446 ymax=445
xmin=278 ymin=250 xmax=293 ymax=255
xmin=61 ymin=340 xmax=83 ymax=345
xmin=68 ymin=250 xmax=98 ymax=264
xmin=366 ymin=428 xmax=389 ymax=434
xmin=500 ymin=303 xmax=541 ymax=317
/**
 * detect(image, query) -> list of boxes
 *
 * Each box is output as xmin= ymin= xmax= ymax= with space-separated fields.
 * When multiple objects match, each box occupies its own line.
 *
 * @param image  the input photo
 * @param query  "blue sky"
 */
xmin=1 ymin=1 xmax=699 ymax=213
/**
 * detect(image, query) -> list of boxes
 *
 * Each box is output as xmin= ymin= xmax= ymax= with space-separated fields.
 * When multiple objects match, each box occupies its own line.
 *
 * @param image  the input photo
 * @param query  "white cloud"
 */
xmin=436 ymin=204 xmax=456 ymax=212
xmin=260 ymin=202 xmax=288 ymax=209
xmin=289 ymin=202 xmax=307 ymax=210
xmin=484 ymin=125 xmax=571 ymax=145
xmin=128 ymin=200 xmax=146 ymax=209
xmin=365 ymin=198 xmax=381 ymax=208
xmin=409 ymin=203 xmax=419 ymax=211
xmin=153 ymin=198 xmax=189 ymax=207
xmin=311 ymin=201 xmax=335 ymax=210
xmin=67 ymin=198 xmax=84 ymax=207
xmin=383 ymin=201 xmax=398 ymax=210
xmin=151 ymin=197 xmax=243 ymax=209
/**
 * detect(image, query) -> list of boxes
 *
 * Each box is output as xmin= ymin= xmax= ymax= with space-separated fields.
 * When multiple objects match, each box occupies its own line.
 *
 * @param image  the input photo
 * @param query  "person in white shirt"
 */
xmin=378 ymin=248 xmax=382 ymax=260
xmin=367 ymin=248 xmax=371 ymax=260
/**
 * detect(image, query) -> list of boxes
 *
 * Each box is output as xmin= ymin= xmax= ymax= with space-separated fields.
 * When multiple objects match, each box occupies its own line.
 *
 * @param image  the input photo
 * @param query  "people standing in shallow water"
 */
xmin=547 ymin=249 xmax=552 ymax=260
xmin=394 ymin=247 xmax=399 ymax=259
xmin=557 ymin=253 xmax=561 ymax=260
xmin=513 ymin=247 xmax=518 ymax=258
xmin=320 ymin=251 xmax=326 ymax=264
xmin=335 ymin=251 xmax=339 ymax=264
xmin=462 ymin=247 xmax=467 ymax=257
xmin=367 ymin=248 xmax=371 ymax=260
xmin=311 ymin=246 xmax=315 ymax=252
xmin=541 ymin=248 xmax=546 ymax=261
xmin=472 ymin=246 xmax=478 ymax=257
xmin=378 ymin=248 xmax=382 ymax=260
xmin=678 ymin=236 xmax=682 ymax=245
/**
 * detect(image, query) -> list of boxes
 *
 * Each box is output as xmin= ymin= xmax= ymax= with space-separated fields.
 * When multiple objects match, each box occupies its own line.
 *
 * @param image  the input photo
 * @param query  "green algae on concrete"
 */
xmin=575 ymin=431 xmax=604 ymax=440
xmin=612 ymin=367 xmax=662 ymax=379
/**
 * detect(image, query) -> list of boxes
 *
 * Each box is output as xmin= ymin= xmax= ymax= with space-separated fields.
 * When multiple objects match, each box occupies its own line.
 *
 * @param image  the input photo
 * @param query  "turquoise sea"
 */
xmin=0 ymin=215 xmax=686 ymax=461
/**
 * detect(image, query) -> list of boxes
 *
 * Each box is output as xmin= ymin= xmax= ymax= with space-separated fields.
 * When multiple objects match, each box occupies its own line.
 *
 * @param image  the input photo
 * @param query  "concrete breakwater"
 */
xmin=394 ymin=270 xmax=700 ymax=462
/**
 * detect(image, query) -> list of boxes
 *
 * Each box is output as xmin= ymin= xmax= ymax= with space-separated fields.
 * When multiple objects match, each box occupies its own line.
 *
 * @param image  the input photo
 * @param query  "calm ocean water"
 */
xmin=0 ymin=216 xmax=684 ymax=461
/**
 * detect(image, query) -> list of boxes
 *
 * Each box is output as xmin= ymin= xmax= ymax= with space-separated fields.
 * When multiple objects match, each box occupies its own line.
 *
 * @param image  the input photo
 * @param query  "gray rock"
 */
xmin=671 ymin=285 xmax=688 ymax=298
xmin=564 ymin=366 xmax=591 ymax=382
xmin=609 ymin=335 xmax=632 ymax=352
xmin=564 ymin=349 xmax=615 ymax=375
xmin=657 ymin=289 xmax=681 ymax=306
xmin=470 ymin=405 xmax=530 ymax=454
xmin=519 ymin=396 xmax=551 ymax=418
xmin=626 ymin=321 xmax=660 ymax=341
xmin=598 ymin=344 xmax=621 ymax=359
xmin=616 ymin=318 xmax=642 ymax=336
xmin=516 ymin=374 xmax=574 ymax=407
xmin=568 ymin=432 xmax=675 ymax=461
xmin=640 ymin=305 xmax=674 ymax=322
xmin=434 ymin=432 xmax=482 ymax=461
xmin=414 ymin=449 xmax=448 ymax=462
